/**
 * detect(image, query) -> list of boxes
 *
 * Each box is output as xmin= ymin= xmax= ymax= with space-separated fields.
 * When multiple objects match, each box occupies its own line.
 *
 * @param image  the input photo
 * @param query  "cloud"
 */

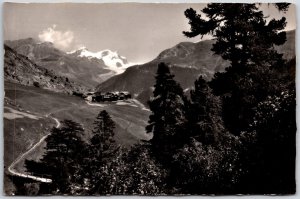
xmin=38 ymin=25 xmax=74 ymax=51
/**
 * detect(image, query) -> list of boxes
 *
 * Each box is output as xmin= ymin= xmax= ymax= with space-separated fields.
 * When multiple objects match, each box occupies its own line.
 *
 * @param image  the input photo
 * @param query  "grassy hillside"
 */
xmin=4 ymin=82 xmax=151 ymax=146
xmin=3 ymin=97 xmax=56 ymax=194
xmin=4 ymin=82 xmax=151 ymax=194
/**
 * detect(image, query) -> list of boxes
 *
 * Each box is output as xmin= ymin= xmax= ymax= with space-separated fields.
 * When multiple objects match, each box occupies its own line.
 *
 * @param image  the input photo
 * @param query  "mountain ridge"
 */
xmin=4 ymin=39 xmax=131 ymax=88
xmin=97 ymin=30 xmax=295 ymax=106
xmin=4 ymin=44 xmax=87 ymax=94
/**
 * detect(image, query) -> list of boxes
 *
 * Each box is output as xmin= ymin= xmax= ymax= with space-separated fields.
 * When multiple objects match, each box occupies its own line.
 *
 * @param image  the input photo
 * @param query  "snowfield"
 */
xmin=68 ymin=47 xmax=133 ymax=74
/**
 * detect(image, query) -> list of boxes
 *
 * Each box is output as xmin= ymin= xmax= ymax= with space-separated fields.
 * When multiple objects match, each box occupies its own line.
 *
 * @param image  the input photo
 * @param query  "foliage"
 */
xmin=171 ymin=136 xmax=240 ymax=194
xmin=84 ymin=110 xmax=119 ymax=194
xmin=8 ymin=175 xmax=40 ymax=196
xmin=25 ymin=120 xmax=86 ymax=195
xmin=237 ymin=88 xmax=296 ymax=194
xmin=146 ymin=62 xmax=189 ymax=157
xmin=84 ymin=146 xmax=127 ymax=195
xmin=183 ymin=3 xmax=295 ymax=194
xmin=119 ymin=144 xmax=168 ymax=195
xmin=85 ymin=143 xmax=168 ymax=195
xmin=33 ymin=81 xmax=40 ymax=87
xmin=183 ymin=3 xmax=287 ymax=67
xmin=122 ymin=144 xmax=166 ymax=195
xmin=184 ymin=3 xmax=289 ymax=134
xmin=14 ymin=4 xmax=295 ymax=195
xmin=188 ymin=76 xmax=224 ymax=144
xmin=90 ymin=110 xmax=116 ymax=160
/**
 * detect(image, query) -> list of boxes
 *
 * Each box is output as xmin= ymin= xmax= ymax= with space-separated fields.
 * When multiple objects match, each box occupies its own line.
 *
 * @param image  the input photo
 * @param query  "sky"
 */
xmin=3 ymin=3 xmax=296 ymax=64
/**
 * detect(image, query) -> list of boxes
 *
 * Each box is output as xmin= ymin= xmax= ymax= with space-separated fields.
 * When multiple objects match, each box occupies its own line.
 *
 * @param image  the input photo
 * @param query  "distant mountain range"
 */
xmin=4 ymin=30 xmax=295 ymax=105
xmin=5 ymin=38 xmax=130 ymax=88
xmin=96 ymin=30 xmax=295 ymax=105
xmin=4 ymin=44 xmax=86 ymax=94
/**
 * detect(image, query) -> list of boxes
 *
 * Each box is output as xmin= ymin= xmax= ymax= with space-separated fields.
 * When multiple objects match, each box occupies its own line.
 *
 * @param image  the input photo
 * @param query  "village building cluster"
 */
xmin=84 ymin=91 xmax=132 ymax=102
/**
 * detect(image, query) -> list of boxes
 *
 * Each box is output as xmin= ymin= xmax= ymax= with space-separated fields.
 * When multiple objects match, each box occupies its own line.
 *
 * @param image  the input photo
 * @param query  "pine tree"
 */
xmin=25 ymin=120 xmax=86 ymax=194
xmin=90 ymin=110 xmax=116 ymax=160
xmin=183 ymin=3 xmax=295 ymax=193
xmin=184 ymin=3 xmax=289 ymax=134
xmin=183 ymin=3 xmax=287 ymax=68
xmin=146 ymin=62 xmax=188 ymax=156
xmin=188 ymin=76 xmax=224 ymax=144
xmin=87 ymin=110 xmax=118 ymax=194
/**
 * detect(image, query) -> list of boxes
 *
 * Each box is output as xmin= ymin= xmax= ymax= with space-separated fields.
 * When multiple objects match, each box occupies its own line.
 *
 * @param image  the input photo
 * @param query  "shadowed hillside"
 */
xmin=5 ymin=39 xmax=112 ymax=88
xmin=4 ymin=44 xmax=86 ymax=94
xmin=97 ymin=30 xmax=295 ymax=106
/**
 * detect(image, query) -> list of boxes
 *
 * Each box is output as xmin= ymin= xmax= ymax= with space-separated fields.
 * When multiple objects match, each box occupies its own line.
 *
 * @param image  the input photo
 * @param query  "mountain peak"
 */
xmin=67 ymin=46 xmax=88 ymax=54
xmin=5 ymin=37 xmax=37 ymax=47
xmin=68 ymin=47 xmax=130 ymax=74
xmin=38 ymin=41 xmax=54 ymax=47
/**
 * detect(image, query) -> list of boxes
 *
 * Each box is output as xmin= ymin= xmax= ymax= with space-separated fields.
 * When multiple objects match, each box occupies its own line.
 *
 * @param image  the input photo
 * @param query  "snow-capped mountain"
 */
xmin=68 ymin=47 xmax=131 ymax=74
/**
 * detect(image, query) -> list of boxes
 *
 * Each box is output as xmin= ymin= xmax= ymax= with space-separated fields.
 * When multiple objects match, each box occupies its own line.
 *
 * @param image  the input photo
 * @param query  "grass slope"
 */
xmin=3 ymin=99 xmax=55 ymax=194
xmin=5 ymin=81 xmax=151 ymax=145
xmin=4 ymin=82 xmax=151 ymax=194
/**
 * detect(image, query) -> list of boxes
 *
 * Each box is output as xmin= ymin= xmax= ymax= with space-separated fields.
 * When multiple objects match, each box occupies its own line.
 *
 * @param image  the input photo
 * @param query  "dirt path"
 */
xmin=7 ymin=99 xmax=148 ymax=183
xmin=7 ymin=115 xmax=61 ymax=183
xmin=85 ymin=100 xmax=107 ymax=107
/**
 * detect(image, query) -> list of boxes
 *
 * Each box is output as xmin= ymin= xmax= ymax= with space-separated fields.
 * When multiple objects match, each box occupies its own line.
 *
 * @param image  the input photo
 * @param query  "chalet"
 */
xmin=85 ymin=91 xmax=131 ymax=102
xmin=84 ymin=92 xmax=95 ymax=102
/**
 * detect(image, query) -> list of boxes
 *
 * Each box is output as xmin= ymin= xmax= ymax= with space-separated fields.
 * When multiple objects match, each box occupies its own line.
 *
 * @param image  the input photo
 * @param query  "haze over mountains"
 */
xmin=4 ymin=30 xmax=295 ymax=106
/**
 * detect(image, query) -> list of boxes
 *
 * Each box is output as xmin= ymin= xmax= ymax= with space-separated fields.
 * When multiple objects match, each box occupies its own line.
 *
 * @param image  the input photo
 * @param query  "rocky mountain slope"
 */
xmin=5 ymin=38 xmax=130 ymax=88
xmin=4 ymin=44 xmax=86 ymax=94
xmin=97 ymin=30 xmax=295 ymax=105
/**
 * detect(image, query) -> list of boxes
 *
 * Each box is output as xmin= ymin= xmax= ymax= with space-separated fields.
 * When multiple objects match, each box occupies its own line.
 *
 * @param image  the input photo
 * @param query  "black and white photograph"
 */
xmin=2 ymin=1 xmax=296 ymax=196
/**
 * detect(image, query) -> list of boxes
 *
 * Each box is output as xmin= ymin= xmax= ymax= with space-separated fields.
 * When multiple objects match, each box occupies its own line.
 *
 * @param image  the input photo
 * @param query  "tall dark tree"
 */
xmin=188 ymin=76 xmax=224 ymax=144
xmin=25 ymin=120 xmax=86 ymax=195
xmin=184 ymin=3 xmax=289 ymax=134
xmin=183 ymin=3 xmax=287 ymax=68
xmin=86 ymin=110 xmax=119 ymax=194
xmin=183 ymin=3 xmax=295 ymax=194
xmin=146 ymin=62 xmax=188 ymax=156
xmin=90 ymin=110 xmax=116 ymax=159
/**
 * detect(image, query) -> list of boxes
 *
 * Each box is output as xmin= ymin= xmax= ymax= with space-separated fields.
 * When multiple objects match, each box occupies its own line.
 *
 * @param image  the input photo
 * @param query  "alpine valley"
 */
xmin=4 ymin=30 xmax=295 ymax=104
xmin=3 ymin=30 xmax=295 ymax=195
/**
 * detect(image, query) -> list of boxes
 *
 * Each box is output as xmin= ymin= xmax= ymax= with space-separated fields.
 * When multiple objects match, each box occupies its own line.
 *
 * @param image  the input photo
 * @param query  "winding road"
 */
xmin=7 ymin=99 xmax=148 ymax=184
xmin=86 ymin=100 xmax=107 ymax=107
xmin=8 ymin=102 xmax=102 ymax=183
xmin=7 ymin=114 xmax=61 ymax=183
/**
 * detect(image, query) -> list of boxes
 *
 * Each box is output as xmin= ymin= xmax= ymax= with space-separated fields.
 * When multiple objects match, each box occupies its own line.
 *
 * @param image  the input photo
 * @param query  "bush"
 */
xmin=89 ymin=144 xmax=168 ymax=195
xmin=33 ymin=81 xmax=40 ymax=87
xmin=171 ymin=136 xmax=241 ymax=194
